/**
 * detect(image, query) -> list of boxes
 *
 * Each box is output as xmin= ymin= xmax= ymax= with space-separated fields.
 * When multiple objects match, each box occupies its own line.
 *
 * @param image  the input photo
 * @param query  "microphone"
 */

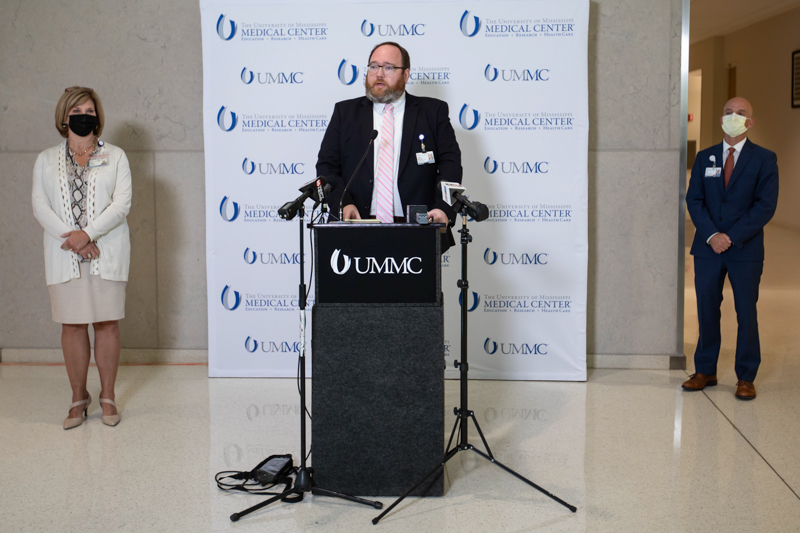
xmin=339 ymin=130 xmax=379 ymax=221
xmin=299 ymin=176 xmax=338 ymax=203
xmin=440 ymin=181 xmax=465 ymax=205
xmin=312 ymin=183 xmax=335 ymax=211
xmin=278 ymin=190 xmax=313 ymax=221
xmin=280 ymin=177 xmax=339 ymax=220
xmin=441 ymin=182 xmax=489 ymax=222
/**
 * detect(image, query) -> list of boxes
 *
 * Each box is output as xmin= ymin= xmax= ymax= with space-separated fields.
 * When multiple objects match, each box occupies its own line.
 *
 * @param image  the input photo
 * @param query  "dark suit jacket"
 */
xmin=316 ymin=93 xmax=463 ymax=224
xmin=687 ymin=139 xmax=779 ymax=261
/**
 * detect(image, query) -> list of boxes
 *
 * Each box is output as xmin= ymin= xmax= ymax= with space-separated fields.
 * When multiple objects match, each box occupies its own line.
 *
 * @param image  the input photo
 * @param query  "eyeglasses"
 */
xmin=366 ymin=64 xmax=406 ymax=75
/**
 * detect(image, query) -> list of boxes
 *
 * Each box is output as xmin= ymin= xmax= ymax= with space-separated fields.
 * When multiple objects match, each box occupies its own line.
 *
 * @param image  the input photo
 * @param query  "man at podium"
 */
xmin=316 ymin=41 xmax=463 ymax=249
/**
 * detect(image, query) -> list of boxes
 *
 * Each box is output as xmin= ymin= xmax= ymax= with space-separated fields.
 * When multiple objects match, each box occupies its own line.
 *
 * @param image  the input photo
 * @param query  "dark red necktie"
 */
xmin=723 ymin=147 xmax=735 ymax=188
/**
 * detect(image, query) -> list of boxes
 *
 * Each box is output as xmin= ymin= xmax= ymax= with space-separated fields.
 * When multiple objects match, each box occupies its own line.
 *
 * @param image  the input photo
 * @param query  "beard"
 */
xmin=365 ymin=76 xmax=405 ymax=104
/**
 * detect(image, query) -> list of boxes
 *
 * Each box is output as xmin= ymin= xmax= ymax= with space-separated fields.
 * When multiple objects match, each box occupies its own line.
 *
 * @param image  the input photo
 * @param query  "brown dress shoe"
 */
xmin=735 ymin=381 xmax=756 ymax=400
xmin=682 ymin=373 xmax=718 ymax=391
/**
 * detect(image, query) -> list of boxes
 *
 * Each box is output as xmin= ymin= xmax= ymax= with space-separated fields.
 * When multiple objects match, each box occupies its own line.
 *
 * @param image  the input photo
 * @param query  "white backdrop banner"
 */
xmin=201 ymin=0 xmax=588 ymax=380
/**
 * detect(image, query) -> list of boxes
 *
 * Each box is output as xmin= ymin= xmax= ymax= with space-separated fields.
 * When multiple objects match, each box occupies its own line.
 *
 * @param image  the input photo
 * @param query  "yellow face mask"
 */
xmin=721 ymin=113 xmax=748 ymax=137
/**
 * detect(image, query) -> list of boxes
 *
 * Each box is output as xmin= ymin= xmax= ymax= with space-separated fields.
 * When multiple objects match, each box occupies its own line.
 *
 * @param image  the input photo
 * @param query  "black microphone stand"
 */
xmin=339 ymin=130 xmax=378 ymax=222
xmin=231 ymin=203 xmax=382 ymax=522
xmin=372 ymin=203 xmax=577 ymax=525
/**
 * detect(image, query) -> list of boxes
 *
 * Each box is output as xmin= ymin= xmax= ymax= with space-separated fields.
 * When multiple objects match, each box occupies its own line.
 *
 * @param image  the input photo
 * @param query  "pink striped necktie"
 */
xmin=376 ymin=103 xmax=395 ymax=223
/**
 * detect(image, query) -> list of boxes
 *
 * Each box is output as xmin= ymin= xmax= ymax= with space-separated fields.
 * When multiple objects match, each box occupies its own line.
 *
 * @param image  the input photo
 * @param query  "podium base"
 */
xmin=311 ymin=304 xmax=445 ymax=496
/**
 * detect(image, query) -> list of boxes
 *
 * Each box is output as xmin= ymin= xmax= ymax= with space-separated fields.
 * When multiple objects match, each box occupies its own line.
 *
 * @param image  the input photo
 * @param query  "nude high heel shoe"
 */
xmin=99 ymin=398 xmax=121 ymax=427
xmin=63 ymin=393 xmax=92 ymax=430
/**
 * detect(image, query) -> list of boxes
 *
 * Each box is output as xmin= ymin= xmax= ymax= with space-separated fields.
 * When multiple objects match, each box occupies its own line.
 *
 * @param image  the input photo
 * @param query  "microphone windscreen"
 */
xmin=371 ymin=129 xmax=379 ymax=140
xmin=473 ymin=203 xmax=490 ymax=222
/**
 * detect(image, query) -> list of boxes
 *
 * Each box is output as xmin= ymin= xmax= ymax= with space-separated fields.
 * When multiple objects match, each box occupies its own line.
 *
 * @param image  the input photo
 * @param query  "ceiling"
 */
xmin=690 ymin=0 xmax=800 ymax=44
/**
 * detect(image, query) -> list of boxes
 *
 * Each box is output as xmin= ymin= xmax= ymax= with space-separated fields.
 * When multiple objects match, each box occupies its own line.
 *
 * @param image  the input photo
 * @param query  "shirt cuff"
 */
xmin=706 ymin=232 xmax=718 ymax=244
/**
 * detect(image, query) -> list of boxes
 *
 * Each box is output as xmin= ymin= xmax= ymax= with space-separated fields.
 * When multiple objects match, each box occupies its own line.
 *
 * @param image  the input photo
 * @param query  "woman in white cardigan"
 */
xmin=32 ymin=87 xmax=132 ymax=429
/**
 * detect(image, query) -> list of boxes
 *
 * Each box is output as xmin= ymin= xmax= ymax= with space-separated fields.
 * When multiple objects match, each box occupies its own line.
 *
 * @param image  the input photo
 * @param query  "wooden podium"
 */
xmin=311 ymin=223 xmax=445 ymax=496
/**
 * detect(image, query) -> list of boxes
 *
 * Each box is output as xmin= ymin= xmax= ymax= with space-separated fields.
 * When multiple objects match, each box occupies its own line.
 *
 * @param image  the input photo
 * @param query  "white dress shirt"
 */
xmin=370 ymin=92 xmax=406 ymax=217
xmin=722 ymin=137 xmax=746 ymax=169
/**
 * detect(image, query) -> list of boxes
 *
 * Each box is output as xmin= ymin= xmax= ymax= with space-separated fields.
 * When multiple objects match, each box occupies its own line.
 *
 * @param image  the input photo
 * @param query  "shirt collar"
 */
xmin=723 ymin=137 xmax=747 ymax=154
xmin=372 ymin=91 xmax=406 ymax=115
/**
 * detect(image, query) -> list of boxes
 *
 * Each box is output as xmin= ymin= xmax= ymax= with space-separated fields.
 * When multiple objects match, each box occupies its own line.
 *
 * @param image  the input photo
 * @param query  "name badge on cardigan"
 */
xmin=704 ymin=167 xmax=722 ymax=178
xmin=88 ymin=155 xmax=110 ymax=168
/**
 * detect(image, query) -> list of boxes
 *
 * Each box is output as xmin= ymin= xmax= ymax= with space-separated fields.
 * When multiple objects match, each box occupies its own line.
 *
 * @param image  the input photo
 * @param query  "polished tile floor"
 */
xmin=1 ymin=225 xmax=798 ymax=532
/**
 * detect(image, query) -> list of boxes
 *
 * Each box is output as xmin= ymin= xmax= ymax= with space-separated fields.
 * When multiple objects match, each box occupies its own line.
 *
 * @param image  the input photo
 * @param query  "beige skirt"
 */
xmin=48 ymin=262 xmax=127 ymax=324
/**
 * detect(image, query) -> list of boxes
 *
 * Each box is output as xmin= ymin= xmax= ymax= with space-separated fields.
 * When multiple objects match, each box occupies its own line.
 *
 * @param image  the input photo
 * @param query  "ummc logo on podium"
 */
xmin=216 ymin=14 xmax=237 ymax=40
xmin=330 ymin=249 xmax=352 ymax=274
xmin=338 ymin=59 xmax=360 ymax=85
xmin=459 ymin=10 xmax=481 ymax=37
xmin=221 ymin=285 xmax=242 ymax=311
xmin=330 ymin=249 xmax=423 ymax=275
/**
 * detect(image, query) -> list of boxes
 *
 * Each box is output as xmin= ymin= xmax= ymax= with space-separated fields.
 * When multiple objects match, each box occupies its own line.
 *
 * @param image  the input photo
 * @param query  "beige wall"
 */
xmin=688 ymin=36 xmax=726 ymax=151
xmin=0 ymin=1 xmax=206 ymax=356
xmin=0 ymin=0 xmax=684 ymax=367
xmin=688 ymin=70 xmax=702 ymax=154
xmin=689 ymin=7 xmax=800 ymax=230
xmin=724 ymin=7 xmax=800 ymax=230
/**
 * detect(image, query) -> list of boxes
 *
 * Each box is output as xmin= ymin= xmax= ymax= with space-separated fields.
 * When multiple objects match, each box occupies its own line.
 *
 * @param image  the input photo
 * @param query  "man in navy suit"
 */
xmin=683 ymin=97 xmax=779 ymax=400
xmin=316 ymin=41 xmax=462 ymax=250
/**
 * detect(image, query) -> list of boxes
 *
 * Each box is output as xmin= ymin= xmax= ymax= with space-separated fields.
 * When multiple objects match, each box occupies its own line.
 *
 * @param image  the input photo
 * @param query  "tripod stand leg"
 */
xmin=230 ymin=488 xmax=293 ymax=522
xmin=312 ymin=486 xmax=383 ymax=509
xmin=371 ymin=447 xmax=459 ymax=526
xmin=470 ymin=448 xmax=577 ymax=513
xmin=468 ymin=411 xmax=494 ymax=458
xmin=445 ymin=411 xmax=461 ymax=455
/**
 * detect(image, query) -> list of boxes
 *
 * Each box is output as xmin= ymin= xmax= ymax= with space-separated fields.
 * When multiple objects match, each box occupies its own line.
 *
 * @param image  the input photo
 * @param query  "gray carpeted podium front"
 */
xmin=311 ymin=304 xmax=444 ymax=496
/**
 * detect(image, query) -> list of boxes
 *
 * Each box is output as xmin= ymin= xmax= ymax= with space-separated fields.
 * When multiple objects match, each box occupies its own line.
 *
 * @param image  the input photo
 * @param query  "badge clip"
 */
xmin=416 ymin=134 xmax=434 ymax=165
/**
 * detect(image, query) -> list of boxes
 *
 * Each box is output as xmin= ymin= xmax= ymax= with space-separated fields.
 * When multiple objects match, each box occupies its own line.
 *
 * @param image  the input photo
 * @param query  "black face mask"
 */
xmin=67 ymin=114 xmax=99 ymax=137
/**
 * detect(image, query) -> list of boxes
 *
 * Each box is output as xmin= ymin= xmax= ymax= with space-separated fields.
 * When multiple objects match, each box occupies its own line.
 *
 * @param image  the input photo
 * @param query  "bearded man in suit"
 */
xmin=683 ymin=97 xmax=779 ymax=400
xmin=316 ymin=41 xmax=462 ymax=250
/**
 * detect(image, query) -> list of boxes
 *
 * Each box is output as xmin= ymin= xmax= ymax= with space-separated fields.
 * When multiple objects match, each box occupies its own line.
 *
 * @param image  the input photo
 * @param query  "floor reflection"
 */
xmin=3 ymin=257 xmax=800 ymax=533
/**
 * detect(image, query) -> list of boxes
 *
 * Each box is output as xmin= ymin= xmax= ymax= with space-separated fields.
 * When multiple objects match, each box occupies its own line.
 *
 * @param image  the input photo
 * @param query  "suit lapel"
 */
xmin=724 ymin=139 xmax=753 ymax=195
xmin=359 ymin=98 xmax=375 ymax=178
xmin=709 ymin=144 xmax=724 ymax=196
xmin=398 ymin=94 xmax=418 ymax=180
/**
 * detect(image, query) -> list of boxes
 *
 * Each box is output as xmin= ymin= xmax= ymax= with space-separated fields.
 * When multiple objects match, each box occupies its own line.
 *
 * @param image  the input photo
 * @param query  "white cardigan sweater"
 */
xmin=32 ymin=142 xmax=132 ymax=286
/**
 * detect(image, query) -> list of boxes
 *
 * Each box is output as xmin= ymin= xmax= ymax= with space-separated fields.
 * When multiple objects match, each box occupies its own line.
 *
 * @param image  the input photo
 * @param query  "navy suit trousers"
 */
xmin=693 ymin=256 xmax=763 ymax=381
